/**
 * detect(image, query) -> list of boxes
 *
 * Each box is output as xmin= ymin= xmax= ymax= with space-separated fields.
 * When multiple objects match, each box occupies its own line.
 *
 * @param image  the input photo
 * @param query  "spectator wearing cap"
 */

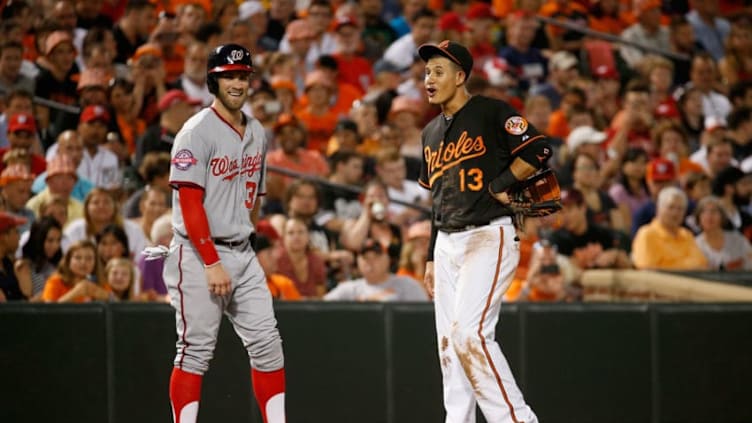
xmin=0 ymin=89 xmax=34 ymax=151
xmin=387 ymin=96 xmax=424 ymax=160
xmin=34 ymin=130 xmax=94 ymax=203
xmin=465 ymin=3 xmax=498 ymax=71
xmin=530 ymin=51 xmax=579 ymax=110
xmin=324 ymin=237 xmax=428 ymax=302
xmin=590 ymin=63 xmax=623 ymax=124
xmin=113 ymin=0 xmax=158 ymax=64
xmin=619 ymin=0 xmax=670 ymax=68
xmin=632 ymin=186 xmax=708 ymax=270
xmin=75 ymin=105 xmax=121 ymax=191
xmin=712 ymin=166 xmax=752 ymax=236
xmin=326 ymin=118 xmax=365 ymax=157
xmin=128 ymin=43 xmax=168 ymax=125
xmin=0 ymin=164 xmax=35 ymax=233
xmin=34 ymin=30 xmax=80 ymax=141
xmin=499 ymin=11 xmax=548 ymax=93
xmin=686 ymin=0 xmax=730 ymax=62
xmin=437 ymin=11 xmax=467 ymax=43
xmin=26 ymin=154 xmax=84 ymax=226
xmin=549 ymin=188 xmax=632 ymax=271
xmin=693 ymin=196 xmax=752 ymax=270
xmin=318 ymin=150 xmax=366 ymax=233
xmin=360 ymin=0 xmax=398 ymax=61
xmin=725 ymin=106 xmax=752 ymax=163
xmin=652 ymin=121 xmax=705 ymax=180
xmin=171 ymin=41 xmax=212 ymax=106
xmin=266 ymin=113 xmax=330 ymax=201
xmin=332 ymin=15 xmax=375 ymax=94
xmin=280 ymin=1 xmax=337 ymax=73
xmin=0 ymin=41 xmax=35 ymax=97
xmin=0 ymin=212 xmax=32 ymax=301
xmin=367 ymin=59 xmax=403 ymax=104
xmin=631 ymin=158 xmax=682 ymax=236
xmin=255 ymin=233 xmax=302 ymax=301
xmin=294 ymin=70 xmax=340 ymax=154
xmin=384 ymin=8 xmax=437 ymax=71
xmin=135 ymin=89 xmax=200 ymax=169
xmin=0 ymin=113 xmax=46 ymax=176
xmin=282 ymin=19 xmax=318 ymax=77
xmin=557 ymin=124 xmax=606 ymax=186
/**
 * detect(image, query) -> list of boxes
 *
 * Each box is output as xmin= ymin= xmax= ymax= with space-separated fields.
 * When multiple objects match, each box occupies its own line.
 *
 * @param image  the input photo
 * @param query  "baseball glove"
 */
xmin=507 ymin=168 xmax=562 ymax=217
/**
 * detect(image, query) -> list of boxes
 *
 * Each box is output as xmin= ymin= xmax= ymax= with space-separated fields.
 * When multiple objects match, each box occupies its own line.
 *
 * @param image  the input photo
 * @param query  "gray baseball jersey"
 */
xmin=169 ymin=107 xmax=267 ymax=242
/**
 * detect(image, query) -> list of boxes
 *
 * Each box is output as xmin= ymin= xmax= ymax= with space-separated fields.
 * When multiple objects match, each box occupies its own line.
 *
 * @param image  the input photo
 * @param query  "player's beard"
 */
xmin=217 ymin=88 xmax=248 ymax=112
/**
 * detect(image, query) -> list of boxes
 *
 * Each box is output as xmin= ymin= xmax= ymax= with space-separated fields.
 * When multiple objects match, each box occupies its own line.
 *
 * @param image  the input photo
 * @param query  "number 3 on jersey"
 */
xmin=459 ymin=168 xmax=483 ymax=191
xmin=245 ymin=181 xmax=257 ymax=209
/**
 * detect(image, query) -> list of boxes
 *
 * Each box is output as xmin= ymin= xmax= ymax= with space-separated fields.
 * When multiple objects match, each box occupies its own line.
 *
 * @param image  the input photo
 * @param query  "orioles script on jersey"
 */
xmin=425 ymin=131 xmax=487 ymax=186
xmin=211 ymin=152 xmax=263 ymax=181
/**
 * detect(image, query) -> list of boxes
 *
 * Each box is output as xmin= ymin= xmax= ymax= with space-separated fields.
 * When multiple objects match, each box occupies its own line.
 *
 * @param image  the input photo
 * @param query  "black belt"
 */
xmin=213 ymin=238 xmax=248 ymax=248
xmin=438 ymin=216 xmax=513 ymax=233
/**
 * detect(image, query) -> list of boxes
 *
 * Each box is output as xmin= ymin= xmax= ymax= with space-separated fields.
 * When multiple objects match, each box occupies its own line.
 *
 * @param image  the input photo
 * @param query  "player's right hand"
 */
xmin=205 ymin=262 xmax=232 ymax=296
xmin=423 ymin=261 xmax=435 ymax=299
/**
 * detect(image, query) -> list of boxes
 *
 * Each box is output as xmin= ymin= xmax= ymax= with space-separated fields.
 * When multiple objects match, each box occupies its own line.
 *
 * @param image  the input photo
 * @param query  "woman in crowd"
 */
xmin=275 ymin=217 xmax=327 ymax=298
xmin=42 ymin=240 xmax=108 ymax=303
xmin=608 ymin=147 xmax=650 ymax=231
xmin=64 ymin=188 xmax=147 ymax=259
xmin=95 ymin=224 xmax=131 ymax=268
xmin=128 ymin=186 xmax=168 ymax=244
xmin=694 ymin=196 xmax=752 ymax=271
xmin=571 ymin=152 xmax=627 ymax=233
xmin=21 ymin=216 xmax=63 ymax=298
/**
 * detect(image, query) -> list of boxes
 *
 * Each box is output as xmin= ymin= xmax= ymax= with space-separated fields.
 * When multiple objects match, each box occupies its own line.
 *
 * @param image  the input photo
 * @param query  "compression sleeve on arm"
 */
xmin=178 ymin=184 xmax=220 ymax=266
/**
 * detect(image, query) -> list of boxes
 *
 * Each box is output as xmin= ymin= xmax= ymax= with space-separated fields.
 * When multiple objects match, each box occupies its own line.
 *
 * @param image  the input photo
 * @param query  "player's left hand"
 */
xmin=205 ymin=262 xmax=232 ymax=296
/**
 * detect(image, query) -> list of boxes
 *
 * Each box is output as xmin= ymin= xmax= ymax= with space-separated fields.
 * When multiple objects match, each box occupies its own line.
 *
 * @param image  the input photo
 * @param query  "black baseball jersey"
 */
xmin=418 ymin=95 xmax=546 ymax=231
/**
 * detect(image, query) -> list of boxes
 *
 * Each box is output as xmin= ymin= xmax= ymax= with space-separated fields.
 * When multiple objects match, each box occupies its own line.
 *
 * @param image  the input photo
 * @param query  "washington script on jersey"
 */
xmin=210 ymin=152 xmax=263 ymax=181
xmin=424 ymin=131 xmax=486 ymax=186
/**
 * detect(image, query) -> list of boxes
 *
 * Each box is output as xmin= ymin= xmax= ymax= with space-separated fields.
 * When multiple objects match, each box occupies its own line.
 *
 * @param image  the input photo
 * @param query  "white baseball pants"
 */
xmin=434 ymin=217 xmax=537 ymax=423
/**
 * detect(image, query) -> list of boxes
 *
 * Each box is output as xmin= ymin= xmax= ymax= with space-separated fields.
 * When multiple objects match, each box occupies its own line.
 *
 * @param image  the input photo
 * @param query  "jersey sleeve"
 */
xmin=498 ymin=103 xmax=546 ymax=156
xmin=255 ymin=120 xmax=268 ymax=196
xmin=169 ymin=128 xmax=211 ymax=189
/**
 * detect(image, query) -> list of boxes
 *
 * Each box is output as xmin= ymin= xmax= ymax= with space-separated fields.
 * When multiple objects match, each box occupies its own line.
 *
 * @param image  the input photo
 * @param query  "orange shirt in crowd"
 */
xmin=333 ymin=54 xmax=373 ymax=95
xmin=588 ymin=14 xmax=630 ymax=35
xmin=632 ymin=219 xmax=709 ymax=270
xmin=547 ymin=109 xmax=570 ymax=139
xmin=295 ymin=108 xmax=340 ymax=154
xmin=115 ymin=114 xmax=146 ymax=156
xmin=42 ymin=273 xmax=112 ymax=303
xmin=296 ymin=82 xmax=362 ymax=117
xmin=266 ymin=148 xmax=330 ymax=191
xmin=267 ymin=274 xmax=302 ymax=301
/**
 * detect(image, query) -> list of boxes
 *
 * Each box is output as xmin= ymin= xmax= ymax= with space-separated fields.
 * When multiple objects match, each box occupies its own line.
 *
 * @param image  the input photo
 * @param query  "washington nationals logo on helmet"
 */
xmin=172 ymin=149 xmax=198 ymax=171
xmin=505 ymin=116 xmax=528 ymax=135
xmin=230 ymin=49 xmax=244 ymax=62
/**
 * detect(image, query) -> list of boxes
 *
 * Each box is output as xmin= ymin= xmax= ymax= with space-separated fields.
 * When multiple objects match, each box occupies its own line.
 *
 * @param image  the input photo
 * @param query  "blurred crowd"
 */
xmin=0 ymin=0 xmax=750 ymax=304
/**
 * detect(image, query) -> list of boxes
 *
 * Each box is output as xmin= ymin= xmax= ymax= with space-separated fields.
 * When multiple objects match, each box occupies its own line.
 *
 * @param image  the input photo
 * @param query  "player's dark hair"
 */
xmin=727 ymin=106 xmax=752 ymax=130
xmin=95 ymin=223 xmax=132 ymax=259
xmin=22 ymin=216 xmax=63 ymax=272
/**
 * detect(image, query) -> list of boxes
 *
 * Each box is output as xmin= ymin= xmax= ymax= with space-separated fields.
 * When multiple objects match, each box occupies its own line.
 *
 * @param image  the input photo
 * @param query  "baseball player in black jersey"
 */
xmin=418 ymin=40 xmax=550 ymax=422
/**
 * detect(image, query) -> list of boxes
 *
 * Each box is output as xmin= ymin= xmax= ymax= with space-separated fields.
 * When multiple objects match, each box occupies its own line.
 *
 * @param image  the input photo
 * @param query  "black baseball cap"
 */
xmin=418 ymin=40 xmax=473 ymax=79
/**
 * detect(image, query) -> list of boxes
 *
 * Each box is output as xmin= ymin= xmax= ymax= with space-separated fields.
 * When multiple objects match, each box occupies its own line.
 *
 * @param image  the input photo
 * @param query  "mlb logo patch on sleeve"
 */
xmin=172 ymin=149 xmax=198 ymax=170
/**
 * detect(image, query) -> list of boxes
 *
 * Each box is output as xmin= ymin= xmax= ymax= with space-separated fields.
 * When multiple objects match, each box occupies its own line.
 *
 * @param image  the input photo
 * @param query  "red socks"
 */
xmin=169 ymin=367 xmax=202 ymax=423
xmin=252 ymin=367 xmax=286 ymax=423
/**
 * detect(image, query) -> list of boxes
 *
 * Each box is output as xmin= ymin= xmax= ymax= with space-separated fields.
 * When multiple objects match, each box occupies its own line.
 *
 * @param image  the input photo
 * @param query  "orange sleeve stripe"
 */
xmin=510 ymin=135 xmax=545 ymax=156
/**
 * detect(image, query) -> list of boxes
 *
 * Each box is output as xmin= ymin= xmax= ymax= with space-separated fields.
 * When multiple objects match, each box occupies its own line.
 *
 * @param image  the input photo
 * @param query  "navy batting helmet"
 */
xmin=207 ymin=44 xmax=254 ymax=95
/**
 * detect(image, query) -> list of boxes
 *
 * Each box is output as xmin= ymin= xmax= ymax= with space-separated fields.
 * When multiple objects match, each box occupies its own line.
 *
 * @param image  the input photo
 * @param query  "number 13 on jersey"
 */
xmin=459 ymin=167 xmax=483 ymax=191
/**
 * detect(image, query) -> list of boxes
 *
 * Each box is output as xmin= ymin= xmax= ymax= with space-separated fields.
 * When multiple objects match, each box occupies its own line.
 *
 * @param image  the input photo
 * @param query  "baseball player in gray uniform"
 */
xmin=163 ymin=44 xmax=285 ymax=423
